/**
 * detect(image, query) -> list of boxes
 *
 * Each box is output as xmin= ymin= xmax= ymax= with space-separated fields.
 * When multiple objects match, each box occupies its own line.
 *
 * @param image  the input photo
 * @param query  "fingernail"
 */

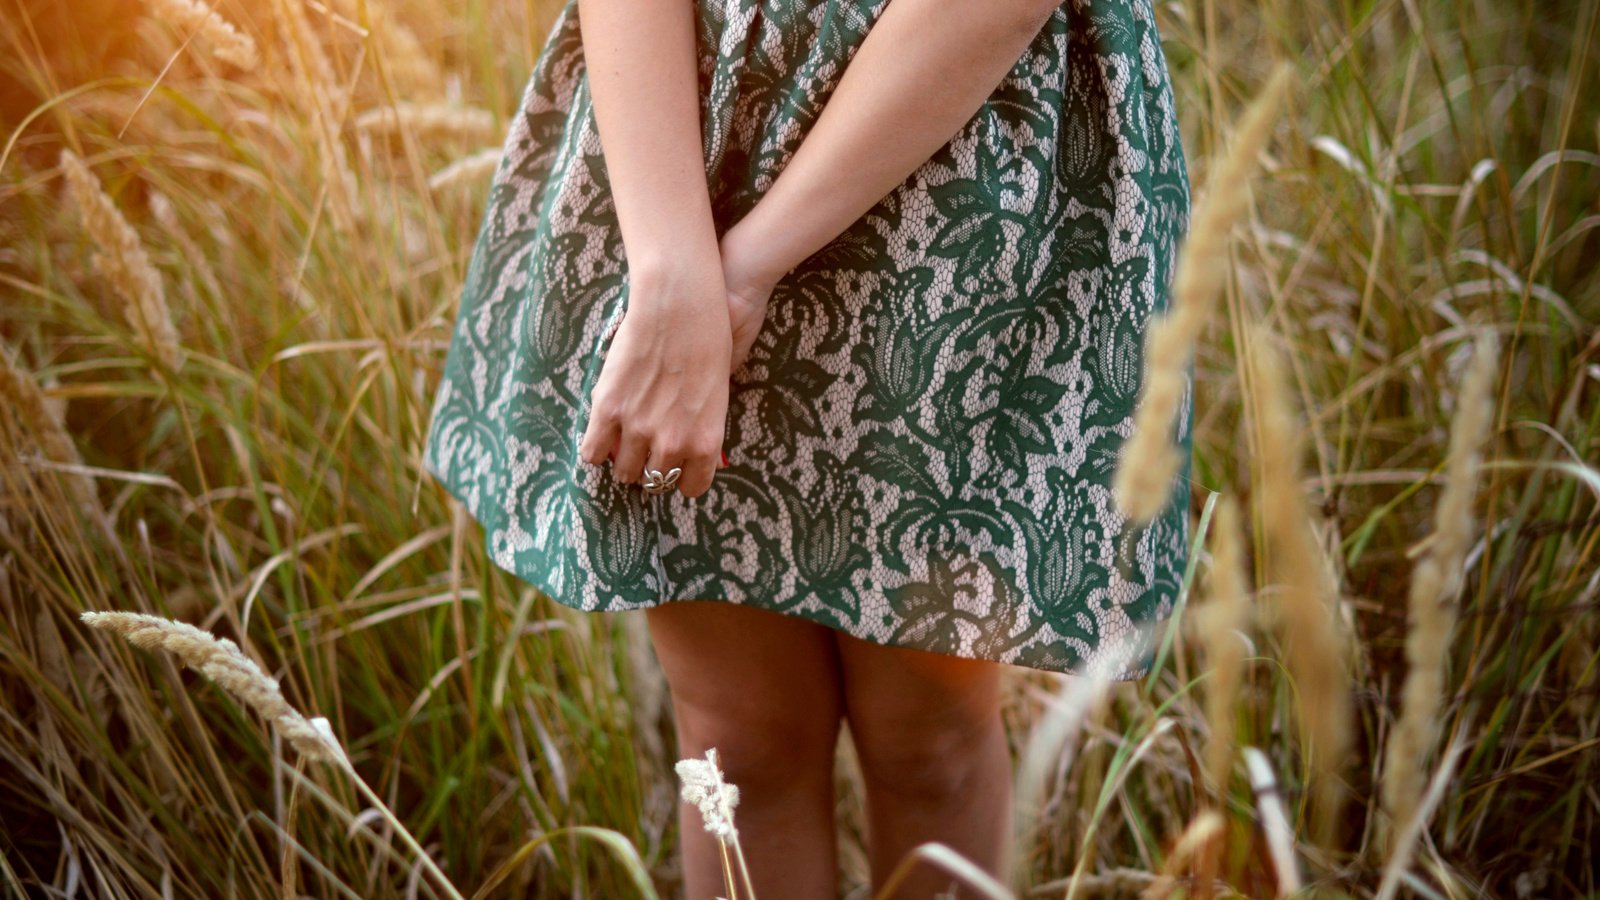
xmin=720 ymin=450 xmax=729 ymax=468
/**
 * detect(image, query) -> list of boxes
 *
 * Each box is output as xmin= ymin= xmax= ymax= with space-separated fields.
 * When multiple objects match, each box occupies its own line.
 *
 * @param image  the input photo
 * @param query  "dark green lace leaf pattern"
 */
xmin=424 ymin=0 xmax=1194 ymax=677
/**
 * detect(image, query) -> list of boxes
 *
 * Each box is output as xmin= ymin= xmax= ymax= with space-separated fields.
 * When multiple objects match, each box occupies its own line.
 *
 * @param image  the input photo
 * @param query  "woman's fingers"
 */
xmin=662 ymin=439 xmax=719 ymax=498
xmin=578 ymin=262 xmax=734 ymax=493
xmin=611 ymin=428 xmax=651 ymax=485
xmin=578 ymin=405 xmax=620 ymax=468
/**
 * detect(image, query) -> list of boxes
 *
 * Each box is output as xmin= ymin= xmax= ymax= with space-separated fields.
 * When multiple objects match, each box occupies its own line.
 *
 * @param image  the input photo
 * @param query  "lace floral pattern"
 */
xmin=424 ymin=0 xmax=1193 ymax=677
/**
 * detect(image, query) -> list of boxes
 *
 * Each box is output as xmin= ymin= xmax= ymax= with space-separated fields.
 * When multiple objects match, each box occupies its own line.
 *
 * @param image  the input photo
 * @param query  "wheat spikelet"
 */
xmin=428 ymin=149 xmax=502 ymax=192
xmin=1114 ymin=65 xmax=1293 ymax=525
xmin=0 ymin=345 xmax=95 ymax=506
xmin=353 ymin=103 xmax=498 ymax=142
xmin=1194 ymin=494 xmax=1251 ymax=800
xmin=148 ymin=190 xmax=224 ymax=304
xmin=1380 ymin=329 xmax=1499 ymax=854
xmin=146 ymin=0 xmax=259 ymax=69
xmin=269 ymin=0 xmax=360 ymax=229
xmin=58 ymin=150 xmax=183 ymax=372
xmin=331 ymin=0 xmax=444 ymax=95
xmin=80 ymin=611 xmax=343 ymax=764
xmin=1245 ymin=320 xmax=1353 ymax=848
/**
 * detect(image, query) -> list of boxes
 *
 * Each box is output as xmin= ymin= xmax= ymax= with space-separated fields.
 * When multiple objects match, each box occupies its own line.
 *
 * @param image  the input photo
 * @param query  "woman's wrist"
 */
xmin=625 ymin=232 xmax=725 ymax=303
xmin=719 ymin=213 xmax=791 ymax=300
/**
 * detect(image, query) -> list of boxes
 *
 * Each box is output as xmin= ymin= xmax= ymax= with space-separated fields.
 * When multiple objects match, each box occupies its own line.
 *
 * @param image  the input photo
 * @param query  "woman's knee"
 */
xmin=848 ymin=697 xmax=1006 ymax=801
xmin=835 ymin=638 xmax=1008 ymax=800
xmin=670 ymin=687 xmax=842 ymax=790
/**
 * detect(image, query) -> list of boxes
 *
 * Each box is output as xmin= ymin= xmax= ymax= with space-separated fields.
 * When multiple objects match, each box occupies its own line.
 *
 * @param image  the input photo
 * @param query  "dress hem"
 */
xmin=422 ymin=453 xmax=1169 ymax=681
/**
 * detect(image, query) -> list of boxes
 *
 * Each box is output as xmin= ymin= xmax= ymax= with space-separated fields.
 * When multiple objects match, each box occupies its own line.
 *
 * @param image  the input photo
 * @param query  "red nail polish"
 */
xmin=720 ymin=450 xmax=729 ymax=467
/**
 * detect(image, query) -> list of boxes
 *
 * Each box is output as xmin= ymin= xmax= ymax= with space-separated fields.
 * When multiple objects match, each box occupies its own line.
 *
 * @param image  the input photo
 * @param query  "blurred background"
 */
xmin=1 ymin=0 xmax=1596 ymax=897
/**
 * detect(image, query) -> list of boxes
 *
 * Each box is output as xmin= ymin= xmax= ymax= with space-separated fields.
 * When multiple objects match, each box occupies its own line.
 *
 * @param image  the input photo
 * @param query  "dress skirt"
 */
xmin=422 ymin=0 xmax=1194 ymax=678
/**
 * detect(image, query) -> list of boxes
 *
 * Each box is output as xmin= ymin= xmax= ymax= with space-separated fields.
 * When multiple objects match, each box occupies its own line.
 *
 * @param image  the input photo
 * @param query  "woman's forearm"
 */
xmin=578 ymin=0 xmax=722 ymax=301
xmin=721 ymin=0 xmax=1062 ymax=291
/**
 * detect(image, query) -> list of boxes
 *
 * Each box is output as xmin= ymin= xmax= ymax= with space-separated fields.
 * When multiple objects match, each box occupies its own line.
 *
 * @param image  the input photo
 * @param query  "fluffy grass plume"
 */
xmin=1380 ymin=330 xmax=1500 ymax=853
xmin=1245 ymin=320 xmax=1354 ymax=848
xmin=1194 ymin=494 xmax=1251 ymax=801
xmin=1113 ymin=65 xmax=1292 ymax=525
xmin=146 ymin=0 xmax=259 ymax=69
xmin=57 ymin=149 xmax=183 ymax=372
xmin=676 ymin=747 xmax=755 ymax=900
xmin=80 ymin=611 xmax=342 ymax=764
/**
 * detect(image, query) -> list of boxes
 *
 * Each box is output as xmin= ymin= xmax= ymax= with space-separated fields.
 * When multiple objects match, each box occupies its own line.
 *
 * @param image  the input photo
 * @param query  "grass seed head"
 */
xmin=58 ymin=150 xmax=183 ymax=373
xmin=80 ymin=611 xmax=343 ymax=765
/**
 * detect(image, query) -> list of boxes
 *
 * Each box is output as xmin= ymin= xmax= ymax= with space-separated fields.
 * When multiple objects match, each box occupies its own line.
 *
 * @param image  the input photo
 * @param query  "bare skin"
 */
xmin=646 ymin=602 xmax=1011 ymax=900
xmin=575 ymin=0 xmax=1062 ymax=894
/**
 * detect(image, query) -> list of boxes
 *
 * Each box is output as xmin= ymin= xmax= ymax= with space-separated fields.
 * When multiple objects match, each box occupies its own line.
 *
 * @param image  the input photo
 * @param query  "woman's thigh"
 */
xmin=833 ymin=632 xmax=1006 ymax=788
xmin=644 ymin=601 xmax=846 ymax=767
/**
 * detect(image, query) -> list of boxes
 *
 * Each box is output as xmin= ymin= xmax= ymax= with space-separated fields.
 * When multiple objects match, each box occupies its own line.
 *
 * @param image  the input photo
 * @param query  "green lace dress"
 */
xmin=423 ymin=0 xmax=1193 ymax=678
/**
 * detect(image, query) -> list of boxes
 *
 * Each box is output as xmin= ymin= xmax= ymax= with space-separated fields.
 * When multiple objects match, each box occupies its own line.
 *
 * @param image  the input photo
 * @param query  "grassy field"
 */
xmin=1 ymin=0 xmax=1597 ymax=896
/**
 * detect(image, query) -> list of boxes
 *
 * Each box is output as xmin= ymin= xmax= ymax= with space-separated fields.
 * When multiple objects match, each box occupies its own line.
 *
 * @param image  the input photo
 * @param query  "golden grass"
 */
xmin=0 ymin=343 xmax=100 ymax=518
xmin=0 ymin=0 xmax=1595 ymax=896
xmin=80 ymin=610 xmax=343 ymax=764
xmin=1194 ymin=494 xmax=1250 ymax=804
xmin=146 ymin=0 xmax=259 ymax=69
xmin=57 ymin=149 xmax=183 ymax=373
xmin=1380 ymin=328 xmax=1500 ymax=853
xmin=1245 ymin=318 xmax=1355 ymax=849
xmin=1113 ymin=65 xmax=1291 ymax=526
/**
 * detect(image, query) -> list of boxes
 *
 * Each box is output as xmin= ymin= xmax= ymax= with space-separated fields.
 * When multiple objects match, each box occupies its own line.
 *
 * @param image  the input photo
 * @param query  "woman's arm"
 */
xmin=721 ymin=0 xmax=1063 ymax=299
xmin=576 ymin=0 xmax=730 ymax=497
xmin=577 ymin=0 xmax=720 ymax=283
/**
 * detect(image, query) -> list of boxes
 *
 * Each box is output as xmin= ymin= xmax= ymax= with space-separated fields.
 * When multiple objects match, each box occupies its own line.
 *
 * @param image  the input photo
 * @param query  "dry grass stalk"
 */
xmin=1242 ymin=747 xmax=1302 ymax=896
xmin=80 ymin=610 xmax=469 ymax=899
xmin=269 ymin=0 xmax=360 ymax=228
xmin=1379 ymin=330 xmax=1500 ymax=854
xmin=80 ymin=611 xmax=343 ymax=764
xmin=1194 ymin=495 xmax=1251 ymax=802
xmin=0 ymin=344 xmax=101 ymax=517
xmin=1136 ymin=810 xmax=1224 ymax=900
xmin=353 ymin=103 xmax=498 ymax=142
xmin=1189 ymin=495 xmax=1253 ymax=900
xmin=1012 ymin=654 xmax=1118 ymax=885
xmin=1114 ymin=65 xmax=1293 ymax=525
xmin=146 ymin=0 xmax=259 ymax=69
xmin=148 ymin=190 xmax=225 ymax=305
xmin=428 ymin=149 xmax=503 ymax=192
xmin=331 ymin=0 xmax=445 ymax=94
xmin=58 ymin=150 xmax=183 ymax=372
xmin=428 ymin=149 xmax=502 ymax=192
xmin=1245 ymin=320 xmax=1354 ymax=848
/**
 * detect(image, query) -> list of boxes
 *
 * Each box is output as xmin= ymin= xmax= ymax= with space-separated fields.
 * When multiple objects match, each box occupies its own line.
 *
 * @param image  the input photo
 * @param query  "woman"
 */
xmin=423 ymin=0 xmax=1192 ymax=895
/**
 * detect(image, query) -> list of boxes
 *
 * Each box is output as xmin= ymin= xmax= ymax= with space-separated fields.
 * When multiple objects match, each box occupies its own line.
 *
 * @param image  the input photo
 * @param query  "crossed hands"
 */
xmin=576 ymin=236 xmax=777 ymax=499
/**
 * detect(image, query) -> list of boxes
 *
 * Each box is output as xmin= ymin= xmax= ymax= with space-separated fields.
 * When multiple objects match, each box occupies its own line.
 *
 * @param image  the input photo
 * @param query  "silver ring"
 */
xmin=640 ymin=466 xmax=682 ymax=495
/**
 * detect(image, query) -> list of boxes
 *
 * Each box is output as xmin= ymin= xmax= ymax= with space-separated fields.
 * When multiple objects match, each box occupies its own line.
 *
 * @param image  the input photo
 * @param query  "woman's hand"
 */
xmin=720 ymin=223 xmax=783 ymax=374
xmin=578 ymin=259 xmax=732 ymax=499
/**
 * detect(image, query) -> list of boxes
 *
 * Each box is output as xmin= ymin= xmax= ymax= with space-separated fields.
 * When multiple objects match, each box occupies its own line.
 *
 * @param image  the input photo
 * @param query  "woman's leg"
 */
xmin=834 ymin=631 xmax=1012 ymax=899
xmin=644 ymin=601 xmax=845 ymax=900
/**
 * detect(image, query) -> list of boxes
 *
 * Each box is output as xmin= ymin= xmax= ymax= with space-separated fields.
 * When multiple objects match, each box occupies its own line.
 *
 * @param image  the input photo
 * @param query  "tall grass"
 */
xmin=2 ymin=0 xmax=1597 ymax=897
